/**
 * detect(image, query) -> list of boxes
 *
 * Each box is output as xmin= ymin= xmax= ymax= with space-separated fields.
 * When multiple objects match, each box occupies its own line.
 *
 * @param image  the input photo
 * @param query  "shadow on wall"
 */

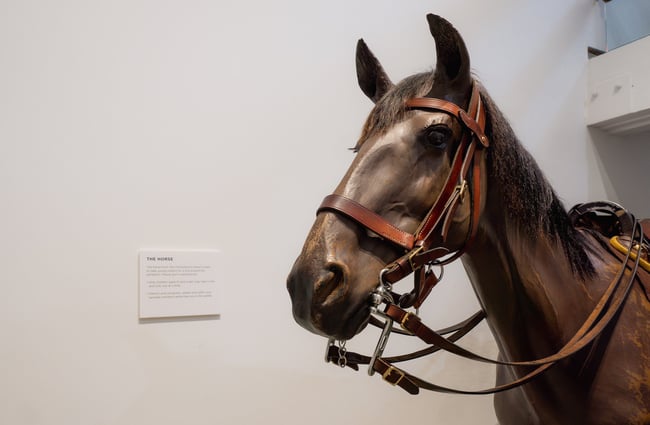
xmin=590 ymin=128 xmax=650 ymax=217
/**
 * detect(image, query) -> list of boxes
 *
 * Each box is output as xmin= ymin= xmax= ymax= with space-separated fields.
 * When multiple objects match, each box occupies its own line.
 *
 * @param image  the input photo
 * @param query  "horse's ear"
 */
xmin=356 ymin=39 xmax=393 ymax=103
xmin=426 ymin=14 xmax=471 ymax=95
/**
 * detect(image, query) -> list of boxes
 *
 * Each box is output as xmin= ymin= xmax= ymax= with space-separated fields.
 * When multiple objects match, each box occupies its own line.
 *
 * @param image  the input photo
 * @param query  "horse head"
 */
xmin=287 ymin=14 xmax=487 ymax=340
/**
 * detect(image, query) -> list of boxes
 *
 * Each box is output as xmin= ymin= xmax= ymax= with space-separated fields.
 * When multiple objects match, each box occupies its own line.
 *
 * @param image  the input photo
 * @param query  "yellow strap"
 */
xmin=610 ymin=236 xmax=650 ymax=273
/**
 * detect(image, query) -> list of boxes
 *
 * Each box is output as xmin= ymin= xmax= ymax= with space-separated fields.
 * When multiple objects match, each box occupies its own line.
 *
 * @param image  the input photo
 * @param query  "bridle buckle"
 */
xmin=407 ymin=245 xmax=424 ymax=271
xmin=399 ymin=311 xmax=418 ymax=331
xmin=456 ymin=179 xmax=468 ymax=199
xmin=382 ymin=365 xmax=405 ymax=386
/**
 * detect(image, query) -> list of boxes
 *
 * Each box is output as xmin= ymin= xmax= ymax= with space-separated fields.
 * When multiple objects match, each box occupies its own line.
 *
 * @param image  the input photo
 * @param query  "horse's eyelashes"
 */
xmin=422 ymin=124 xmax=451 ymax=149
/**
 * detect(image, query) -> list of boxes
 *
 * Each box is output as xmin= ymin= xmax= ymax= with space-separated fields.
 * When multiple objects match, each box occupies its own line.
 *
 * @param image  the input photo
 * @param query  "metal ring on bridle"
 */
xmin=371 ymin=268 xmax=394 ymax=306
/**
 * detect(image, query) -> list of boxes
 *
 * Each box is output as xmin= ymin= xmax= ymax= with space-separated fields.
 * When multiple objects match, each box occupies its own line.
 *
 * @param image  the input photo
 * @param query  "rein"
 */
xmin=315 ymin=82 xmax=648 ymax=395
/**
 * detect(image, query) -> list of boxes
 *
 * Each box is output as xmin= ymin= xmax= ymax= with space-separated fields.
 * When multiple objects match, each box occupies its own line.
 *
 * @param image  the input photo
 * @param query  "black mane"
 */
xmin=478 ymin=84 xmax=595 ymax=278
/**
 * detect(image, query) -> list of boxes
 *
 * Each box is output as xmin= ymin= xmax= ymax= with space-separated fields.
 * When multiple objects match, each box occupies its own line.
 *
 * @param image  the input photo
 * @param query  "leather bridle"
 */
xmin=314 ymin=81 xmax=647 ymax=395
xmin=319 ymin=82 xmax=488 ymax=309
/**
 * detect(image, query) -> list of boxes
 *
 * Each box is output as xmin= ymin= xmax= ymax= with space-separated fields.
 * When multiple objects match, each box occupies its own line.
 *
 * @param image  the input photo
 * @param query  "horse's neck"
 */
xmin=462 ymin=215 xmax=594 ymax=361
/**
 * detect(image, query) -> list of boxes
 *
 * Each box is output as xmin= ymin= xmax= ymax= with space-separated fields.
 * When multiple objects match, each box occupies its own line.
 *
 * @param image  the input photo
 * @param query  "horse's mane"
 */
xmin=354 ymin=73 xmax=595 ymax=278
xmin=479 ymin=84 xmax=595 ymax=278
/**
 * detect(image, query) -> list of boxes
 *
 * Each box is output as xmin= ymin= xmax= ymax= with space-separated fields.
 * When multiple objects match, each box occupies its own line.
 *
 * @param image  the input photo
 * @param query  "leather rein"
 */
xmin=315 ymin=82 xmax=647 ymax=395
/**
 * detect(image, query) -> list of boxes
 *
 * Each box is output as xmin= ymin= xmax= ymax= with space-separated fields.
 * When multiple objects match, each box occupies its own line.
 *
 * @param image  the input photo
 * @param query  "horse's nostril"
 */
xmin=314 ymin=262 xmax=347 ymax=304
xmin=327 ymin=262 xmax=345 ymax=282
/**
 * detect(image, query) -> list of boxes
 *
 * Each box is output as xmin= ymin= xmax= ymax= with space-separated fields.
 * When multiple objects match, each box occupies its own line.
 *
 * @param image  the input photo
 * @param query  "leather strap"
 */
xmin=366 ymin=220 xmax=645 ymax=394
xmin=405 ymin=99 xmax=489 ymax=148
xmin=412 ymin=267 xmax=439 ymax=309
xmin=415 ymin=135 xmax=472 ymax=246
xmin=412 ymin=220 xmax=641 ymax=366
xmin=328 ymin=310 xmax=486 ymax=369
xmin=318 ymin=195 xmax=415 ymax=250
xmin=373 ymin=358 xmax=420 ymax=394
xmin=374 ymin=357 xmax=553 ymax=395
xmin=411 ymin=83 xmax=484 ymax=246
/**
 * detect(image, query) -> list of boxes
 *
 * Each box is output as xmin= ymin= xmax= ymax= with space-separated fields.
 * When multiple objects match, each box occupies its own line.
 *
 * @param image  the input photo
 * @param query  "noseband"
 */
xmin=313 ymin=82 xmax=648 ymax=396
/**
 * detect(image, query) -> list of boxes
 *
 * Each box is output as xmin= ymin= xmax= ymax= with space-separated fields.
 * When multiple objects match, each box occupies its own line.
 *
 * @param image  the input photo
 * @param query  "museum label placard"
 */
xmin=139 ymin=250 xmax=220 ymax=319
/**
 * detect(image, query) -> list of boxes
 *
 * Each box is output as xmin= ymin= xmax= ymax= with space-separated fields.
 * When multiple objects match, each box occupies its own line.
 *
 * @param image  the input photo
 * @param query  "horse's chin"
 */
xmin=307 ymin=302 xmax=372 ymax=341
xmin=339 ymin=304 xmax=372 ymax=340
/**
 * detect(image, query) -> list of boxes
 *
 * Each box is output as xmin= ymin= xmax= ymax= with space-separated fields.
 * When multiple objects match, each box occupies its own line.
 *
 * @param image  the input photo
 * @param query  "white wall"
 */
xmin=2 ymin=1 xmax=644 ymax=424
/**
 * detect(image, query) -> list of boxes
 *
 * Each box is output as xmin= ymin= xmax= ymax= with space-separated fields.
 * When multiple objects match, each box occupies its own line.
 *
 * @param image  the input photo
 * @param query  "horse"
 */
xmin=286 ymin=13 xmax=650 ymax=425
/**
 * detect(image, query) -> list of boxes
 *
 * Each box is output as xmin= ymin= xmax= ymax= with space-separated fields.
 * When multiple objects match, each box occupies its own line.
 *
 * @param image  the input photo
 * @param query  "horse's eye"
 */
xmin=422 ymin=125 xmax=451 ymax=149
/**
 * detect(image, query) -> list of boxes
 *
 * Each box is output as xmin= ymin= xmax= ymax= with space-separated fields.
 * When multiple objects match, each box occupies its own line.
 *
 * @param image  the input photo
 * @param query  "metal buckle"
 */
xmin=407 ymin=246 xmax=424 ymax=271
xmin=456 ymin=179 xmax=468 ymax=199
xmin=382 ymin=365 xmax=405 ymax=386
xmin=400 ymin=311 xmax=416 ymax=330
